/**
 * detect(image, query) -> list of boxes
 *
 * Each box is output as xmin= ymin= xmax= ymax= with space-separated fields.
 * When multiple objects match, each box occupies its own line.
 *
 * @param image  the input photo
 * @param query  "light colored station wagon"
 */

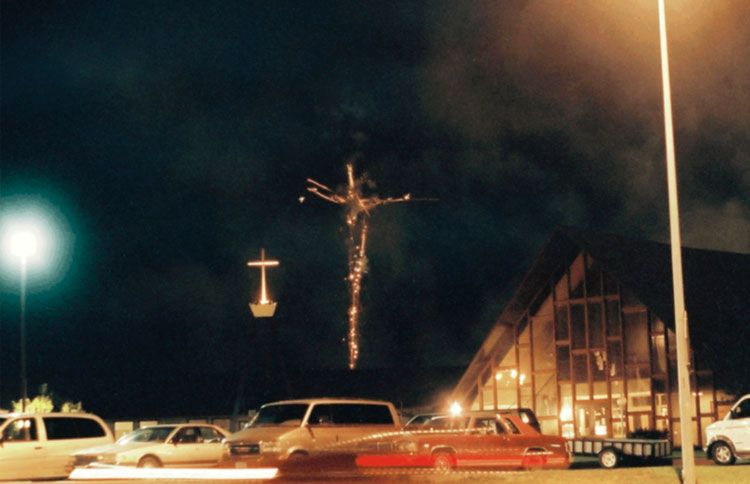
xmin=74 ymin=423 xmax=229 ymax=468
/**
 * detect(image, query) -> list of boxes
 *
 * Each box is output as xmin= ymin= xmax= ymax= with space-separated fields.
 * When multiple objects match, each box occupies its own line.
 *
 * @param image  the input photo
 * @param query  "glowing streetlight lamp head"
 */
xmin=1 ymin=196 xmax=74 ymax=287
xmin=10 ymin=231 xmax=38 ymax=259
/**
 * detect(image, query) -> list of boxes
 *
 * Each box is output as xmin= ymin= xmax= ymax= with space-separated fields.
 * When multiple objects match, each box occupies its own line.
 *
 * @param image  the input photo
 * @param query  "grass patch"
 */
xmin=410 ymin=464 xmax=750 ymax=484
xmin=404 ymin=467 xmax=679 ymax=483
xmin=695 ymin=464 xmax=750 ymax=484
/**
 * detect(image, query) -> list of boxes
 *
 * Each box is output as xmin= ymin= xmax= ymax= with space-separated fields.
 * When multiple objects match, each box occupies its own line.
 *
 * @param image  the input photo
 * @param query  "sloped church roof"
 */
xmin=452 ymin=227 xmax=750 ymax=402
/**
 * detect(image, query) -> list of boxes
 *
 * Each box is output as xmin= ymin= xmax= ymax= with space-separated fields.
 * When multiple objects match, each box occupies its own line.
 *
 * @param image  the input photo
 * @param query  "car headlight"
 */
xmin=259 ymin=440 xmax=282 ymax=454
xmin=96 ymin=453 xmax=117 ymax=464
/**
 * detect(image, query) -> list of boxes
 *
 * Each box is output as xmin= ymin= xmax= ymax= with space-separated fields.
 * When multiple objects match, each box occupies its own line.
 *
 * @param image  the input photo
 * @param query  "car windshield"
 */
xmin=117 ymin=426 xmax=176 ymax=444
xmin=405 ymin=414 xmax=434 ymax=426
xmin=251 ymin=404 xmax=309 ymax=426
xmin=414 ymin=415 xmax=468 ymax=430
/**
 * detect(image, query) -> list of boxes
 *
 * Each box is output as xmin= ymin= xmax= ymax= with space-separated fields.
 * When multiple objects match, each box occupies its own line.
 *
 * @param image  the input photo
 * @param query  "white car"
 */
xmin=704 ymin=394 xmax=750 ymax=465
xmin=74 ymin=423 xmax=229 ymax=468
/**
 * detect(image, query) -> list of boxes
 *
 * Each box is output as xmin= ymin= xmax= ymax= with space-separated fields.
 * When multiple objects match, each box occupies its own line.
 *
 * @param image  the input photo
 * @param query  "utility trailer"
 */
xmin=569 ymin=437 xmax=672 ymax=468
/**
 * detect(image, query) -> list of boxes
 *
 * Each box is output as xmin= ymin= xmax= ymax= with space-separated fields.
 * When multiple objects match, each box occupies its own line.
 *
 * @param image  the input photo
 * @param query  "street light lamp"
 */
xmin=9 ymin=230 xmax=37 ymax=412
xmin=1 ymin=198 xmax=70 ymax=413
xmin=10 ymin=232 xmax=38 ymax=260
xmin=656 ymin=1 xmax=695 ymax=483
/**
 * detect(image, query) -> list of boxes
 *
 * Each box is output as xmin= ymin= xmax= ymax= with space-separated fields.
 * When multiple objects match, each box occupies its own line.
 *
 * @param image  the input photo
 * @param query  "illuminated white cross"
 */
xmin=247 ymin=249 xmax=279 ymax=305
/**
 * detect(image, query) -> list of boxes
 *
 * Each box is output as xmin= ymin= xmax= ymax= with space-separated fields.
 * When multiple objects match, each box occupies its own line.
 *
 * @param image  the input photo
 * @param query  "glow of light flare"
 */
xmin=69 ymin=467 xmax=278 ymax=480
xmin=306 ymin=162 xmax=433 ymax=369
xmin=450 ymin=401 xmax=462 ymax=416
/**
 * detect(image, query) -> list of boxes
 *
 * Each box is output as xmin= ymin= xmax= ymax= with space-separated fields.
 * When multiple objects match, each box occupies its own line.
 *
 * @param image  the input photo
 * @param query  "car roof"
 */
xmin=0 ymin=412 xmax=103 ymax=419
xmin=437 ymin=409 xmax=536 ymax=418
xmin=420 ymin=410 xmax=538 ymax=423
xmin=261 ymin=398 xmax=393 ymax=406
xmin=140 ymin=423 xmax=220 ymax=429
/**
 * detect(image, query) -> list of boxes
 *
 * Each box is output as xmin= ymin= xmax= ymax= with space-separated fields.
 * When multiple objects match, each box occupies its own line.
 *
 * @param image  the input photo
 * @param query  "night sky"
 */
xmin=1 ymin=1 xmax=748 ymax=416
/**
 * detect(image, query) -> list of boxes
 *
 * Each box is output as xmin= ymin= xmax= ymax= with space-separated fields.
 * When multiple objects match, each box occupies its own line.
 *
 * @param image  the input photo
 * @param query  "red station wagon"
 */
xmin=354 ymin=411 xmax=570 ymax=472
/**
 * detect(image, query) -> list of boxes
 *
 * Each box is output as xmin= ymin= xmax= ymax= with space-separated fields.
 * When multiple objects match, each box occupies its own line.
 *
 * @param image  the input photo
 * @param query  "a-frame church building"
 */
xmin=450 ymin=227 xmax=750 ymax=448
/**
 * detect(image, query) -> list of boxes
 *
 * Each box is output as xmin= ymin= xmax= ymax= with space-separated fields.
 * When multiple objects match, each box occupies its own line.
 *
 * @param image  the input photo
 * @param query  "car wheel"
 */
xmin=288 ymin=451 xmax=309 ymax=461
xmin=711 ymin=442 xmax=736 ymax=465
xmin=137 ymin=456 xmax=162 ymax=468
xmin=598 ymin=448 xmax=620 ymax=469
xmin=432 ymin=451 xmax=454 ymax=473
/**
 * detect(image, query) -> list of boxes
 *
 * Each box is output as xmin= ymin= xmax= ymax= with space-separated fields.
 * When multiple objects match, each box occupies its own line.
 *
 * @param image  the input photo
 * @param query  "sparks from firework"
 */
xmin=306 ymin=162 xmax=432 ymax=369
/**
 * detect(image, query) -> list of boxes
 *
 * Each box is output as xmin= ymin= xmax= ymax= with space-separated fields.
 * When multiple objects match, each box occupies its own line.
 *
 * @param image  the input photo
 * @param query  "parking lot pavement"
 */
xmin=26 ymin=469 xmax=678 ymax=484
xmin=44 ymin=459 xmax=750 ymax=484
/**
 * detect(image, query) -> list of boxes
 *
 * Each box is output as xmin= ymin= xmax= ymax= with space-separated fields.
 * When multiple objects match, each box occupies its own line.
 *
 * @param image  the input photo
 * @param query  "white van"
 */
xmin=704 ymin=394 xmax=750 ymax=465
xmin=223 ymin=398 xmax=401 ymax=467
xmin=0 ymin=412 xmax=114 ymax=480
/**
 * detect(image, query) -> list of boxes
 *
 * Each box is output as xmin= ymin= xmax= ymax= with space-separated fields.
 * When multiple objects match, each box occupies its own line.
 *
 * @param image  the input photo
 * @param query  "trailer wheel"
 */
xmin=598 ymin=447 xmax=620 ymax=469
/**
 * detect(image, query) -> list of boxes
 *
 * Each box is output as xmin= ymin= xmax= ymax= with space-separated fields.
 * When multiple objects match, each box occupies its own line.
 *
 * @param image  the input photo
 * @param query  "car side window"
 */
xmin=425 ymin=416 xmax=468 ymax=430
xmin=503 ymin=418 xmax=520 ymax=434
xmin=426 ymin=417 xmax=451 ymax=430
xmin=474 ymin=418 xmax=499 ymax=434
xmin=310 ymin=403 xmax=394 ymax=425
xmin=75 ymin=418 xmax=107 ymax=438
xmin=43 ymin=416 xmax=106 ymax=440
xmin=2 ymin=418 xmax=38 ymax=441
xmin=44 ymin=417 xmax=79 ymax=440
xmin=330 ymin=404 xmax=394 ymax=424
xmin=735 ymin=399 xmax=750 ymax=419
xmin=309 ymin=404 xmax=333 ymax=425
xmin=198 ymin=427 xmax=223 ymax=443
xmin=174 ymin=427 xmax=200 ymax=443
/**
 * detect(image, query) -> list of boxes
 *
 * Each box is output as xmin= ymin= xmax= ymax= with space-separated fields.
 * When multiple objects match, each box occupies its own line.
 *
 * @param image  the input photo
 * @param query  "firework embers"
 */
xmin=306 ymin=163 xmax=432 ymax=369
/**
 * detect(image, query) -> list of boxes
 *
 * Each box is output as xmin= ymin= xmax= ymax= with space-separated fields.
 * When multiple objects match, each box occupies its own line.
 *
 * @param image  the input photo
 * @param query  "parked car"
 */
xmin=354 ymin=412 xmax=570 ymax=471
xmin=222 ymin=398 xmax=401 ymax=467
xmin=73 ymin=423 xmax=229 ymax=468
xmin=0 ymin=412 xmax=114 ymax=481
xmin=705 ymin=393 xmax=750 ymax=465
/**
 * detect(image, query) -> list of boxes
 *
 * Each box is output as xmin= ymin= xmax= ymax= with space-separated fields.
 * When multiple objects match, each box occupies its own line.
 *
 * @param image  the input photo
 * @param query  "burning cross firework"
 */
xmin=306 ymin=163 xmax=432 ymax=369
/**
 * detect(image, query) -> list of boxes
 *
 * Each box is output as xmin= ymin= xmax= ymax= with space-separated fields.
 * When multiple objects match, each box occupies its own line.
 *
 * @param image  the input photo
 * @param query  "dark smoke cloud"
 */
xmin=419 ymin=0 xmax=749 ymax=252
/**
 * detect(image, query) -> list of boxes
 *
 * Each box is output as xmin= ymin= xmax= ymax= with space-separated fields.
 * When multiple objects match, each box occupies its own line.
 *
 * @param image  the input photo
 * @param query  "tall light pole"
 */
xmin=657 ymin=1 xmax=695 ymax=482
xmin=10 ymin=230 xmax=37 ymax=413
xmin=246 ymin=249 xmax=291 ymax=397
